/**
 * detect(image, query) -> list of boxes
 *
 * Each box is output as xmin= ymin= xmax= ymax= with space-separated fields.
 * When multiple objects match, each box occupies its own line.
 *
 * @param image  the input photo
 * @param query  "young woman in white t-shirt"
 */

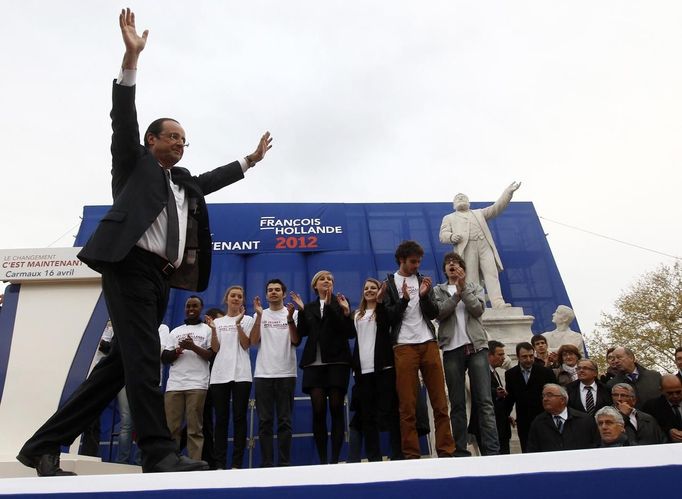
xmin=210 ymin=285 xmax=256 ymax=469
xmin=350 ymin=278 xmax=402 ymax=461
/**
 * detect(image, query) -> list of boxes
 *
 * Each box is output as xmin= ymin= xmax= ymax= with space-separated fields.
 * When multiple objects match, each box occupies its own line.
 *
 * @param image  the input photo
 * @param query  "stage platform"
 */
xmin=1 ymin=445 xmax=679 ymax=498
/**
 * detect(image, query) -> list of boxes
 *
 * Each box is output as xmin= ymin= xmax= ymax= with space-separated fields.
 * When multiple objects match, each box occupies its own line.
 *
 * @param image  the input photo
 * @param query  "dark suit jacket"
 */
xmin=526 ymin=408 xmax=600 ymax=452
xmin=351 ymin=303 xmax=394 ymax=377
xmin=566 ymin=380 xmax=612 ymax=414
xmin=505 ymin=364 xmax=557 ymax=436
xmin=623 ymin=409 xmax=667 ymax=445
xmin=469 ymin=367 xmax=511 ymax=442
xmin=299 ymin=294 xmax=356 ymax=367
xmin=607 ymin=364 xmax=662 ymax=408
xmin=642 ymin=395 xmax=682 ymax=436
xmin=78 ymin=82 xmax=244 ymax=292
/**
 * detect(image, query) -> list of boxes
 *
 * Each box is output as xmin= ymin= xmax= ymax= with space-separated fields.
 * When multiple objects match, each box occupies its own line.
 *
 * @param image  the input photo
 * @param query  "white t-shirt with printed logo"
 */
xmin=210 ymin=314 xmax=255 ymax=384
xmin=394 ymin=273 xmax=433 ymax=344
xmin=254 ymin=308 xmax=298 ymax=378
xmin=164 ymin=323 xmax=212 ymax=391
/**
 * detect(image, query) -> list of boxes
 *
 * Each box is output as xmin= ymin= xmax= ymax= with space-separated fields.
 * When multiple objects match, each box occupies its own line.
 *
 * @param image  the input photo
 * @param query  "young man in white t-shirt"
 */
xmin=162 ymin=296 xmax=217 ymax=460
xmin=433 ymin=252 xmax=499 ymax=456
xmin=250 ymin=279 xmax=300 ymax=467
xmin=383 ymin=240 xmax=455 ymax=459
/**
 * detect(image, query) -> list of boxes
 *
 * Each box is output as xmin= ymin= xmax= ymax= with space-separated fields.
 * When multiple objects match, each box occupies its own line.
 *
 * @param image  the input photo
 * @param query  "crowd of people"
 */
xmin=95 ymin=240 xmax=682 ymax=468
xmin=14 ymin=9 xmax=680 ymax=477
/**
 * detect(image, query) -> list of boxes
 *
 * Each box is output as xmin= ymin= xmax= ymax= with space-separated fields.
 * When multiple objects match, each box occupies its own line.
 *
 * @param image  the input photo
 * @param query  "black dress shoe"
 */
xmin=17 ymin=453 xmax=77 ymax=477
xmin=148 ymin=454 xmax=209 ymax=473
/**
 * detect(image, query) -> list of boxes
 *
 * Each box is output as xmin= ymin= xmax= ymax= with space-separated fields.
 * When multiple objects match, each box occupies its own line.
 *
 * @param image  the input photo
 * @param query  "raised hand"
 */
xmin=286 ymin=302 xmax=295 ymax=319
xmin=376 ymin=282 xmax=387 ymax=303
xmin=236 ymin=305 xmax=247 ymax=324
xmin=204 ymin=315 xmax=215 ymax=329
xmin=290 ymin=291 xmax=305 ymax=310
xmin=508 ymin=181 xmax=522 ymax=192
xmin=246 ymin=132 xmax=273 ymax=166
xmin=119 ymin=9 xmax=148 ymax=67
xmin=337 ymin=293 xmax=350 ymax=316
xmin=454 ymin=267 xmax=466 ymax=289
xmin=253 ymin=297 xmax=263 ymax=316
xmin=419 ymin=276 xmax=432 ymax=297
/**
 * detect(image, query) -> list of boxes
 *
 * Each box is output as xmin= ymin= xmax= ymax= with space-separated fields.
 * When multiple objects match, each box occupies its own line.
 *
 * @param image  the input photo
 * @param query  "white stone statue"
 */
xmin=543 ymin=305 xmax=585 ymax=352
xmin=439 ymin=181 xmax=520 ymax=308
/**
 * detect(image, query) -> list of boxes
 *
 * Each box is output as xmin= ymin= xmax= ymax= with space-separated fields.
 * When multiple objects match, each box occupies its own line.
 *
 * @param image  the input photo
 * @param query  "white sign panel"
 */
xmin=0 ymin=247 xmax=100 ymax=283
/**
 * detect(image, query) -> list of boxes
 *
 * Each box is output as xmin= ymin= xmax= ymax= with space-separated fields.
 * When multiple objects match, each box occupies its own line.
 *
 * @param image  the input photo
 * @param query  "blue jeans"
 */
xmin=116 ymin=387 xmax=141 ymax=464
xmin=443 ymin=346 xmax=499 ymax=455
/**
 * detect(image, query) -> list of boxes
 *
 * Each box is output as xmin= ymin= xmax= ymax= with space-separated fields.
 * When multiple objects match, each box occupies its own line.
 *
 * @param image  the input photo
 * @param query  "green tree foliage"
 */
xmin=585 ymin=262 xmax=682 ymax=374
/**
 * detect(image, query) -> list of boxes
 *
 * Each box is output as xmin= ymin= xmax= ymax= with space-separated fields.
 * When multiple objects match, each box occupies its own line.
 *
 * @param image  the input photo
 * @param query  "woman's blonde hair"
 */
xmin=311 ymin=270 xmax=334 ymax=295
xmin=223 ymin=285 xmax=245 ymax=305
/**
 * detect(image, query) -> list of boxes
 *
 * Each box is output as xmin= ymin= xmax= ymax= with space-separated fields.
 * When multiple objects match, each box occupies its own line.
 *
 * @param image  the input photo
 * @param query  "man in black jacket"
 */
xmin=642 ymin=374 xmax=682 ymax=444
xmin=383 ymin=240 xmax=455 ymax=459
xmin=18 ymin=9 xmax=271 ymax=476
xmin=505 ymin=342 xmax=557 ymax=452
xmin=566 ymin=359 xmax=612 ymax=415
xmin=526 ymin=383 xmax=599 ymax=452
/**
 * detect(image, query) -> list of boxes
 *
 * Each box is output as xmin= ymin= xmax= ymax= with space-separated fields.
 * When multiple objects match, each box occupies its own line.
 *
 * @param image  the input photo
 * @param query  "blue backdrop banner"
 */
xmin=209 ymin=203 xmax=349 ymax=253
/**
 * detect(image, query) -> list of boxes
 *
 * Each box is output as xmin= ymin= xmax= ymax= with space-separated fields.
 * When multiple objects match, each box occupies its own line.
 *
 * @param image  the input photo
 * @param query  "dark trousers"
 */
xmin=210 ymin=381 xmax=252 ymax=469
xmin=20 ymin=249 xmax=177 ymax=471
xmin=254 ymin=377 xmax=296 ymax=467
xmin=354 ymin=369 xmax=402 ymax=461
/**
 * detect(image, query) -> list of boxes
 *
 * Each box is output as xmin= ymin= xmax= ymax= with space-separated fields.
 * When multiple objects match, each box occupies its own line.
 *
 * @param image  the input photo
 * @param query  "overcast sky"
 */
xmin=2 ymin=1 xmax=680 ymax=340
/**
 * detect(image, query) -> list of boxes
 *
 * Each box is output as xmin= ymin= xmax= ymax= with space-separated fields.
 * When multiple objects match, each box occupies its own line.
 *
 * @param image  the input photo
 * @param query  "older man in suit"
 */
xmin=18 ymin=9 xmax=271 ymax=476
xmin=642 ymin=374 xmax=682 ymax=443
xmin=607 ymin=347 xmax=661 ymax=408
xmin=438 ymin=182 xmax=520 ymax=308
xmin=505 ymin=342 xmax=557 ymax=452
xmin=526 ymin=383 xmax=599 ymax=452
xmin=566 ymin=359 xmax=611 ymax=416
xmin=611 ymin=383 xmax=666 ymax=445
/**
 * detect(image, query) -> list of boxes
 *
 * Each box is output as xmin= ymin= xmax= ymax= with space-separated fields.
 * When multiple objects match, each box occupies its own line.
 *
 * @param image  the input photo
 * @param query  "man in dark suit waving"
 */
xmin=18 ymin=9 xmax=272 ymax=476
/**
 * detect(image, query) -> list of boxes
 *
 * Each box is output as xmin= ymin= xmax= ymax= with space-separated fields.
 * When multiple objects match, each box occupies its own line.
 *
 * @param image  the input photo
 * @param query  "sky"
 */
xmin=2 ymin=1 xmax=681 ymax=341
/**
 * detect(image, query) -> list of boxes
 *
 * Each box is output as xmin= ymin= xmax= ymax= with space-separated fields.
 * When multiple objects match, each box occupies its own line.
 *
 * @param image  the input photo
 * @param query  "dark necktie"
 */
xmin=672 ymin=404 xmax=682 ymax=428
xmin=554 ymin=415 xmax=564 ymax=433
xmin=584 ymin=385 xmax=595 ymax=415
xmin=494 ymin=370 xmax=502 ymax=387
xmin=165 ymin=170 xmax=180 ymax=265
xmin=627 ymin=372 xmax=639 ymax=383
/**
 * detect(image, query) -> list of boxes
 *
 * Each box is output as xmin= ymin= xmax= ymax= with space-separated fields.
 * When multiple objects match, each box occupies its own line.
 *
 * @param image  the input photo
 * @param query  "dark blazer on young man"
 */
xmin=505 ymin=364 xmax=557 ymax=452
xmin=20 ymin=81 xmax=246 ymax=472
xmin=526 ymin=408 xmax=600 ymax=453
xmin=566 ymin=380 xmax=612 ymax=414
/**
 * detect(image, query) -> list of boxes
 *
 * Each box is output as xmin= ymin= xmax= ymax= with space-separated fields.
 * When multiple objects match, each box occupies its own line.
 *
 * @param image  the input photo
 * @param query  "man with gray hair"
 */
xmin=526 ymin=383 xmax=599 ymax=452
xmin=611 ymin=382 xmax=666 ymax=445
xmin=608 ymin=347 xmax=662 ymax=408
xmin=438 ymin=182 xmax=520 ymax=308
xmin=595 ymin=406 xmax=630 ymax=447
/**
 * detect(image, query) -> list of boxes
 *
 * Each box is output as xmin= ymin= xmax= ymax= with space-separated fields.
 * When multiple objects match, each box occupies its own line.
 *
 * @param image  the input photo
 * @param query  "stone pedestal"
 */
xmin=482 ymin=306 xmax=534 ymax=362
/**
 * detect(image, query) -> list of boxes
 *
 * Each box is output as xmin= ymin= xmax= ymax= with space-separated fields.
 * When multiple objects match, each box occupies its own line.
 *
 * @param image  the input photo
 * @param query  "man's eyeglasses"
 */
xmin=158 ymin=132 xmax=189 ymax=147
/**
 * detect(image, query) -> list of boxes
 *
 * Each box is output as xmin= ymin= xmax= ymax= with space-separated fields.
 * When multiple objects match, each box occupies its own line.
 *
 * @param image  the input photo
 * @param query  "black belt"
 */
xmin=130 ymin=246 xmax=176 ymax=276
